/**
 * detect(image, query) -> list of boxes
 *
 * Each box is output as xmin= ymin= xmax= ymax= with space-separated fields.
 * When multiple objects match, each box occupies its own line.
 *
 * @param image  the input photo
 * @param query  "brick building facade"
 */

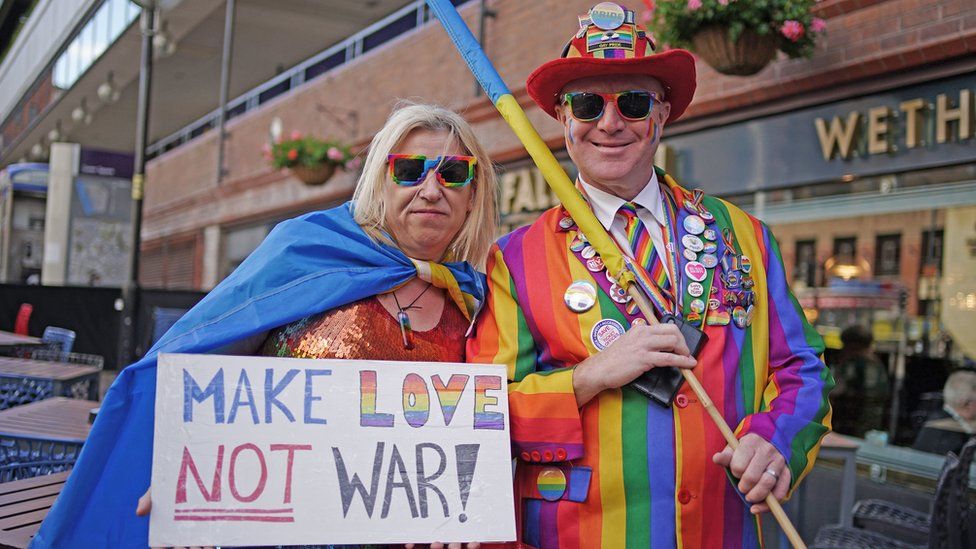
xmin=140 ymin=0 xmax=976 ymax=350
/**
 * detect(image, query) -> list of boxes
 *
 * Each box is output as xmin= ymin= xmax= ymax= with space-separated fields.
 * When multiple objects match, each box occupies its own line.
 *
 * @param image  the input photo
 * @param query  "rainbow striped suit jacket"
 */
xmin=468 ymin=174 xmax=833 ymax=548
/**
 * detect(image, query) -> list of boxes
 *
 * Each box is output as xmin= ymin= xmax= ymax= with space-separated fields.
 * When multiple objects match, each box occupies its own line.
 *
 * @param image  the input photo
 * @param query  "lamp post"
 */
xmin=118 ymin=2 xmax=156 ymax=368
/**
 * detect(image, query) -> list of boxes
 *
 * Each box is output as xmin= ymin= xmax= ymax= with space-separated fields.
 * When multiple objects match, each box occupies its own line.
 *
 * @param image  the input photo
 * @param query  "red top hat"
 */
xmin=526 ymin=2 xmax=696 ymax=125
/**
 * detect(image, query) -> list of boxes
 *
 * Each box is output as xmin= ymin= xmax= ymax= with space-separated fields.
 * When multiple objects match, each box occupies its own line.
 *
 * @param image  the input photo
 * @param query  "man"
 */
xmin=467 ymin=3 xmax=833 ymax=547
xmin=914 ymin=370 xmax=976 ymax=456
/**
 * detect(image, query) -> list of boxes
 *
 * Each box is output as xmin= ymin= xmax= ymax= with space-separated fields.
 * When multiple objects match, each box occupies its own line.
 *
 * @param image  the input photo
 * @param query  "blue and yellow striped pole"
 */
xmin=425 ymin=0 xmax=634 ymax=291
xmin=425 ymin=2 xmax=806 ymax=546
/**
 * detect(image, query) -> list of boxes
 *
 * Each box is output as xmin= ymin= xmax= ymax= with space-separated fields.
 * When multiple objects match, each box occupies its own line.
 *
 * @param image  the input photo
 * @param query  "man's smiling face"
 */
xmin=558 ymin=74 xmax=671 ymax=200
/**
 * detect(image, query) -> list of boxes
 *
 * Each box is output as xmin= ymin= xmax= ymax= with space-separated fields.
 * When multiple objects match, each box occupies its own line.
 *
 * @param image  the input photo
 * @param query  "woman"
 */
xmin=32 ymin=103 xmax=498 ymax=548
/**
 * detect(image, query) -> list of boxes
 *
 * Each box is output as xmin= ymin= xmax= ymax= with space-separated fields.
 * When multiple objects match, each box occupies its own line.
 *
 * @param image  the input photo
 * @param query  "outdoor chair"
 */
xmin=0 ymin=459 xmax=76 ymax=483
xmin=13 ymin=304 xmax=32 ymax=336
xmin=812 ymin=437 xmax=976 ymax=549
xmin=0 ymin=434 xmax=83 ymax=470
xmin=41 ymin=327 xmax=76 ymax=355
xmin=29 ymin=349 xmax=104 ymax=370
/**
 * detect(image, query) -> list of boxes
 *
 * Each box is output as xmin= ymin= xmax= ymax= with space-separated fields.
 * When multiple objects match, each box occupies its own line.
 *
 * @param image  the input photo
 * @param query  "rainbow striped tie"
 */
xmin=617 ymin=202 xmax=672 ymax=297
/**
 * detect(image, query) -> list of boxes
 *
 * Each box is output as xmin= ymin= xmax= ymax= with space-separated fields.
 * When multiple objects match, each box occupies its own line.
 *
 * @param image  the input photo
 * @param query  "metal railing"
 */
xmin=145 ymin=0 xmax=471 ymax=159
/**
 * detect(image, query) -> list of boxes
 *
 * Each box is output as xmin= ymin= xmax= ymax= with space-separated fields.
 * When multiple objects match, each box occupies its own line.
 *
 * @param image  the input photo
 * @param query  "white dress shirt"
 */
xmin=578 ymin=172 xmax=673 ymax=285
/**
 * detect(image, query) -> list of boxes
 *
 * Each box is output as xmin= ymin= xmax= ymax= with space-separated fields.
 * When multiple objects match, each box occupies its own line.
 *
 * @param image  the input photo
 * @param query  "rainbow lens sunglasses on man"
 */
xmin=561 ymin=90 xmax=659 ymax=122
xmin=387 ymin=154 xmax=477 ymax=188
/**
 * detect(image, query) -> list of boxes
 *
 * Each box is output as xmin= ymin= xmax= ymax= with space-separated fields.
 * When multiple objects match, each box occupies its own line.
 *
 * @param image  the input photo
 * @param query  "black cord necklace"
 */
xmin=392 ymin=283 xmax=432 ymax=349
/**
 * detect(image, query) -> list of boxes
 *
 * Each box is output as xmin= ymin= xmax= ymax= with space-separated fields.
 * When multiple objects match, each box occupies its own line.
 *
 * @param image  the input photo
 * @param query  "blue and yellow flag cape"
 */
xmin=32 ymin=202 xmax=486 ymax=548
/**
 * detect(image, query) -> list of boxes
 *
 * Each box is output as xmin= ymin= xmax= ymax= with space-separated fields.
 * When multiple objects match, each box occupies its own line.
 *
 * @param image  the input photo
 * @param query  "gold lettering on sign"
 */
xmin=499 ymin=171 xmax=518 ymax=215
xmin=936 ymin=90 xmax=973 ymax=143
xmin=815 ymin=112 xmax=861 ymax=160
xmin=511 ymin=169 xmax=538 ymax=213
xmin=867 ymin=106 xmax=891 ymax=154
xmin=899 ymin=98 xmax=926 ymax=149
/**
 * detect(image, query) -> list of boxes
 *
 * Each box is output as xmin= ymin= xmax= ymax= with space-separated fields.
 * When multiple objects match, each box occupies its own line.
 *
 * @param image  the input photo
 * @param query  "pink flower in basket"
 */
xmin=810 ymin=18 xmax=826 ymax=33
xmin=780 ymin=20 xmax=805 ymax=42
xmin=687 ymin=0 xmax=702 ymax=10
xmin=327 ymin=147 xmax=344 ymax=161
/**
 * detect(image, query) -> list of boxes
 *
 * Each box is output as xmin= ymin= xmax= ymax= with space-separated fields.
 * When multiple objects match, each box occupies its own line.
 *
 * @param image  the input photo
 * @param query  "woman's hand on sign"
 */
xmin=136 ymin=487 xmax=151 ymax=516
xmin=405 ymin=543 xmax=481 ymax=548
xmin=136 ymin=487 xmax=214 ymax=549
xmin=573 ymin=322 xmax=697 ymax=406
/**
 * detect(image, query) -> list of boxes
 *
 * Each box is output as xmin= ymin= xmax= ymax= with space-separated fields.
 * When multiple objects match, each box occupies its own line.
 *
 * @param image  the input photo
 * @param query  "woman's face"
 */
xmin=383 ymin=129 xmax=475 ymax=261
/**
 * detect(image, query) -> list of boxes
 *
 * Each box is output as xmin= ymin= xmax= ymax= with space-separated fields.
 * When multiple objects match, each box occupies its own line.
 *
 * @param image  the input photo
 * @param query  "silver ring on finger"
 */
xmin=763 ymin=468 xmax=779 ymax=480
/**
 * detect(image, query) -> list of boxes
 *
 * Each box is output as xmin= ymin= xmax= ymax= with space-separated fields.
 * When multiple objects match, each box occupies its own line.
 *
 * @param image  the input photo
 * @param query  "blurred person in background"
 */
xmin=831 ymin=325 xmax=890 ymax=437
xmin=913 ymin=370 xmax=976 ymax=455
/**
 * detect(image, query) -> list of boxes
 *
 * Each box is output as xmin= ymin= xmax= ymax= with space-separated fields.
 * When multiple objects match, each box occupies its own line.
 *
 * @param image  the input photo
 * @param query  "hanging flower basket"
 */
xmin=289 ymin=163 xmax=336 ymax=186
xmin=691 ymin=26 xmax=778 ymax=76
xmin=649 ymin=0 xmax=826 ymax=78
xmin=266 ymin=132 xmax=360 ymax=187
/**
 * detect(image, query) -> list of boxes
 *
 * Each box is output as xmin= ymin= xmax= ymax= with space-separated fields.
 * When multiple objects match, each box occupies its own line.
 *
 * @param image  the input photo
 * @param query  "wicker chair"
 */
xmin=813 ymin=437 xmax=976 ymax=549
xmin=29 ymin=349 xmax=104 ymax=369
xmin=0 ymin=459 xmax=75 ymax=483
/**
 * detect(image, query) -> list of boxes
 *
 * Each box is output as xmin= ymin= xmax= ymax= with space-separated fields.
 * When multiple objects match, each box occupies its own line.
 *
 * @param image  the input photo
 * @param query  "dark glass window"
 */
xmin=795 ymin=239 xmax=817 ymax=288
xmin=919 ymin=229 xmax=943 ymax=276
xmin=875 ymin=233 xmax=901 ymax=277
xmin=833 ymin=236 xmax=857 ymax=263
xmin=362 ymin=12 xmax=416 ymax=54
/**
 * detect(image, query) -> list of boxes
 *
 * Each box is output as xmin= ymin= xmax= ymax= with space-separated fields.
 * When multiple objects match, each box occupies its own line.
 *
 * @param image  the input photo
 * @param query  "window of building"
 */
xmin=833 ymin=236 xmax=857 ymax=263
xmin=919 ymin=229 xmax=943 ymax=276
xmin=794 ymin=239 xmax=817 ymax=288
xmin=875 ymin=233 xmax=901 ymax=277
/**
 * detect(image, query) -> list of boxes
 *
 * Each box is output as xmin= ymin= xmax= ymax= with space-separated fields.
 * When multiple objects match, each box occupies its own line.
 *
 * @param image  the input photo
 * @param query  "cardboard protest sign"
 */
xmin=150 ymin=354 xmax=515 ymax=546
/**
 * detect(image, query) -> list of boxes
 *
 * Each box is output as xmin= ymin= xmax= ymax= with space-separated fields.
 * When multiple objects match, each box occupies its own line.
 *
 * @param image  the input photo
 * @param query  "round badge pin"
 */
xmin=591 ymin=318 xmax=625 ymax=350
xmin=630 ymin=317 xmax=647 ymax=326
xmin=564 ymin=281 xmax=597 ymax=313
xmin=570 ymin=238 xmax=586 ymax=252
xmin=683 ymin=215 xmax=705 ymax=235
xmin=703 ymin=228 xmax=718 ymax=241
xmin=683 ymin=199 xmax=700 ymax=215
xmin=558 ymin=216 xmax=576 ymax=230
xmin=685 ymin=261 xmax=707 ymax=282
xmin=689 ymin=299 xmax=706 ymax=314
xmin=699 ymin=209 xmax=715 ymax=223
xmin=682 ymin=248 xmax=698 ymax=261
xmin=581 ymin=245 xmax=597 ymax=259
xmin=687 ymin=281 xmax=704 ymax=297
xmin=609 ymin=283 xmax=631 ymax=303
xmin=606 ymin=271 xmax=617 ymax=284
xmin=589 ymin=2 xmax=626 ymax=30
xmin=708 ymin=298 xmax=721 ymax=311
xmin=700 ymin=253 xmax=719 ymax=269
xmin=703 ymin=241 xmax=718 ymax=254
xmin=587 ymin=256 xmax=605 ymax=272
xmin=682 ymin=234 xmax=704 ymax=253
xmin=537 ymin=467 xmax=567 ymax=501
xmin=626 ymin=300 xmax=640 ymax=315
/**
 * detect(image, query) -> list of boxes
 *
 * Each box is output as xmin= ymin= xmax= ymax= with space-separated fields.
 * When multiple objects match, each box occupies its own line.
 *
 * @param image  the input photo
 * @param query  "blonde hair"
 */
xmin=352 ymin=102 xmax=498 ymax=270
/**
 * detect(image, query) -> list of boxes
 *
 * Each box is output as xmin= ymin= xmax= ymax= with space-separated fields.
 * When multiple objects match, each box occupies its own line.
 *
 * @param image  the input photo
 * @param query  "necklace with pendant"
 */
xmin=391 ymin=283 xmax=432 ymax=349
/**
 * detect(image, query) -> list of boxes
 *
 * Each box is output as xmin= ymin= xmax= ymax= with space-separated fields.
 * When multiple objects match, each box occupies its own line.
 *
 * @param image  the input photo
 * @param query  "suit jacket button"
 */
xmin=521 ymin=451 xmax=531 ymax=461
xmin=555 ymin=448 xmax=567 ymax=460
xmin=677 ymin=489 xmax=693 ymax=505
xmin=531 ymin=450 xmax=542 ymax=461
xmin=543 ymin=450 xmax=554 ymax=462
xmin=675 ymin=394 xmax=689 ymax=408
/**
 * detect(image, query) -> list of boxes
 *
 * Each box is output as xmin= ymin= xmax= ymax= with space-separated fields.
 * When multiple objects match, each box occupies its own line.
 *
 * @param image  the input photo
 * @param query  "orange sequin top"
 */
xmin=260 ymin=295 xmax=468 ymax=362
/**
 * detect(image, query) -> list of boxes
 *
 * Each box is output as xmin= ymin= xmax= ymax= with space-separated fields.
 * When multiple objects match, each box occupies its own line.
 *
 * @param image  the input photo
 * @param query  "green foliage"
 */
xmin=650 ymin=0 xmax=824 ymax=59
xmin=269 ymin=134 xmax=355 ymax=170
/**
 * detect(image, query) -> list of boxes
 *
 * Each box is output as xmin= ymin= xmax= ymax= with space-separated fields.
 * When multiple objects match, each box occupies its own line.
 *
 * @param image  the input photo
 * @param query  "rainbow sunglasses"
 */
xmin=387 ymin=154 xmax=477 ymax=188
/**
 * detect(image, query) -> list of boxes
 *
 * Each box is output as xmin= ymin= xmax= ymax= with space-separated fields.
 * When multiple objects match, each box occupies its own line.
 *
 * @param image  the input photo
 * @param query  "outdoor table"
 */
xmin=0 ymin=398 xmax=98 ymax=482
xmin=0 ymin=333 xmax=40 ymax=348
xmin=0 ymin=471 xmax=68 ymax=548
xmin=0 ymin=357 xmax=100 ymax=409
